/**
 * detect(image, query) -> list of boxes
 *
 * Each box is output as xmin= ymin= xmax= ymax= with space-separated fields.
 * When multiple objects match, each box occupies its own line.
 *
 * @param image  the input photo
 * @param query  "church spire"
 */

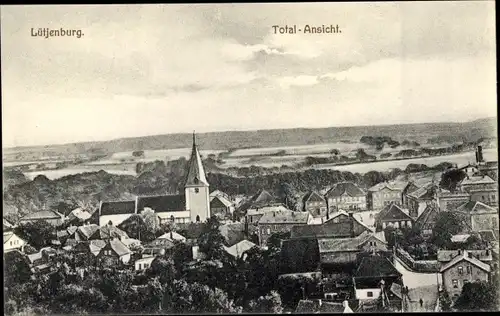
xmin=185 ymin=131 xmax=209 ymax=187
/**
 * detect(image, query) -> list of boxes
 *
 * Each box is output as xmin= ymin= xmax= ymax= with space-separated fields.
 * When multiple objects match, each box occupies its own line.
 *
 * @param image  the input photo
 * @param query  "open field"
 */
xmin=314 ymin=148 xmax=497 ymax=173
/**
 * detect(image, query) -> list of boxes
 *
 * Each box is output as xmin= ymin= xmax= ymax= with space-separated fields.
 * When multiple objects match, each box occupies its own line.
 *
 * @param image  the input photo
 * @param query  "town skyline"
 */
xmin=1 ymin=2 xmax=496 ymax=148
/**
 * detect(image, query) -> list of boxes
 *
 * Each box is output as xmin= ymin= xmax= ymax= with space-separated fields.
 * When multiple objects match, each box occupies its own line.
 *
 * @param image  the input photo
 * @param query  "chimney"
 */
xmin=477 ymin=146 xmax=484 ymax=163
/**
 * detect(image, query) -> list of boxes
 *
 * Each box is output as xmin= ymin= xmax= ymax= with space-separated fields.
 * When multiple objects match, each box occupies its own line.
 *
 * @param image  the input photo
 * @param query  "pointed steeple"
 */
xmin=185 ymin=131 xmax=209 ymax=187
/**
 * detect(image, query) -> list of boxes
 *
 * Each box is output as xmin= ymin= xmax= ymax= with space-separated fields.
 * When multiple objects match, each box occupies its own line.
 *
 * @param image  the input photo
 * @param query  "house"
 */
xmin=318 ymin=231 xmax=388 ymax=268
xmin=439 ymin=250 xmax=491 ymax=299
xmin=97 ymin=238 xmax=132 ymax=267
xmin=27 ymin=247 xmax=57 ymax=275
xmin=367 ymin=181 xmax=406 ymax=211
xmin=143 ymin=237 xmax=175 ymax=256
xmin=99 ymin=133 xmax=211 ymax=226
xmin=477 ymin=161 xmax=498 ymax=181
xmin=236 ymin=189 xmax=278 ymax=217
xmin=435 ymin=190 xmax=471 ymax=212
xmin=405 ymin=182 xmax=436 ymax=217
xmin=67 ymin=208 xmax=92 ymax=224
xmin=414 ymin=203 xmax=439 ymax=236
xmin=157 ymin=231 xmax=187 ymax=243
xmin=458 ymin=163 xmax=479 ymax=178
xmin=353 ymin=255 xmax=402 ymax=302
xmin=18 ymin=210 xmax=65 ymax=226
xmin=135 ymin=255 xmax=156 ymax=272
xmin=210 ymin=195 xmax=234 ymax=220
xmin=245 ymin=204 xmax=288 ymax=226
xmin=121 ymin=237 xmax=141 ymax=249
xmin=89 ymin=222 xmax=129 ymax=240
xmin=3 ymin=231 xmax=26 ymax=253
xmin=401 ymin=181 xmax=420 ymax=208
xmin=302 ymin=191 xmax=328 ymax=218
xmin=72 ymin=240 xmax=107 ymax=266
xmin=455 ymin=201 xmax=499 ymax=238
xmin=74 ymin=224 xmax=100 ymax=241
xmin=458 ymin=175 xmax=497 ymax=207
xmin=219 ymin=222 xmax=247 ymax=247
xmin=325 ymin=182 xmax=367 ymax=212
xmin=258 ymin=209 xmax=312 ymax=246
xmin=291 ymin=211 xmax=372 ymax=240
xmin=56 ymin=225 xmax=79 ymax=244
xmin=375 ymin=203 xmax=414 ymax=231
xmin=223 ymin=240 xmax=257 ymax=260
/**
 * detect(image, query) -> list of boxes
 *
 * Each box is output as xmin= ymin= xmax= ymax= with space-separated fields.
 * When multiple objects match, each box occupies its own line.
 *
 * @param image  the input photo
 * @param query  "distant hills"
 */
xmin=3 ymin=117 xmax=497 ymax=160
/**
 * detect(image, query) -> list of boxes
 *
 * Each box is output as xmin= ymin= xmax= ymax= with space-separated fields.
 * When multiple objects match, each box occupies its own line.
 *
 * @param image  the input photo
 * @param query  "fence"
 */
xmin=395 ymin=247 xmax=440 ymax=273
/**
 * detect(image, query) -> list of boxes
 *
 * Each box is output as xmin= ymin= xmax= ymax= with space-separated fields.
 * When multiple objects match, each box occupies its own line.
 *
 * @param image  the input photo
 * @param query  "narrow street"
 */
xmin=393 ymin=256 xmax=441 ymax=312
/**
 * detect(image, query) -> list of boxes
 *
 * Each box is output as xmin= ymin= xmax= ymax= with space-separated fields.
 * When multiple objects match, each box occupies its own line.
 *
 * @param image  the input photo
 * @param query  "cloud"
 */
xmin=277 ymin=75 xmax=319 ymax=88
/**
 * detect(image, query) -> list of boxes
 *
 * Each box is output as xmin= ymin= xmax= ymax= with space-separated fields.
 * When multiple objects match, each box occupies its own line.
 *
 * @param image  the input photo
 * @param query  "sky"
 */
xmin=1 ymin=2 xmax=497 ymax=148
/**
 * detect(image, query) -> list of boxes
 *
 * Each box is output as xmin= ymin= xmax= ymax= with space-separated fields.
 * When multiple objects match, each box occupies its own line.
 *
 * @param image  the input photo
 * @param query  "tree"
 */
xmin=430 ymin=211 xmax=466 ymax=249
xmin=330 ymin=149 xmax=340 ymax=156
xmin=148 ymin=256 xmax=176 ymax=284
xmin=383 ymin=226 xmax=398 ymax=248
xmin=132 ymin=150 xmax=145 ymax=157
xmin=117 ymin=214 xmax=155 ymax=242
xmin=439 ymin=168 xmax=467 ymax=193
xmin=198 ymin=216 xmax=226 ymax=260
xmin=4 ymin=250 xmax=32 ymax=288
xmin=246 ymin=291 xmax=283 ymax=313
xmin=267 ymin=231 xmax=290 ymax=255
xmin=439 ymin=289 xmax=452 ymax=311
xmin=14 ymin=221 xmax=56 ymax=249
xmin=454 ymin=281 xmax=498 ymax=311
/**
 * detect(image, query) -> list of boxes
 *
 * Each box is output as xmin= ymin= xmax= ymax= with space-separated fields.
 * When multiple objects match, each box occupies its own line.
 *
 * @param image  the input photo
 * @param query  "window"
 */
xmin=467 ymin=266 xmax=471 ymax=274
xmin=10 ymin=241 xmax=12 ymax=246
xmin=267 ymin=228 xmax=271 ymax=235
xmin=367 ymin=291 xmax=374 ymax=297
xmin=452 ymin=280 xmax=458 ymax=288
xmin=138 ymin=264 xmax=142 ymax=270
xmin=196 ymin=215 xmax=200 ymax=222
xmin=195 ymin=188 xmax=199 ymax=193
xmin=458 ymin=266 xmax=463 ymax=275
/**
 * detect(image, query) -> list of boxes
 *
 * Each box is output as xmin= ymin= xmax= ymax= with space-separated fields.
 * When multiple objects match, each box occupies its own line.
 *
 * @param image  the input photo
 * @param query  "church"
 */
xmin=98 ymin=133 xmax=211 ymax=226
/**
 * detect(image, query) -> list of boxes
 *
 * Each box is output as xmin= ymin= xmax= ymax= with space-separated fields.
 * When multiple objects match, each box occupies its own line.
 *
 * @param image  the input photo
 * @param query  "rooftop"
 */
xmin=325 ymin=182 xmax=365 ymax=198
xmin=460 ymin=175 xmax=496 ymax=186
xmin=137 ymin=194 xmax=186 ymax=213
xmin=258 ymin=209 xmax=310 ymax=225
xmin=355 ymin=255 xmax=401 ymax=278
xmin=20 ymin=210 xmax=63 ymax=221
xmin=440 ymin=250 xmax=491 ymax=273
xmin=100 ymin=200 xmax=136 ymax=216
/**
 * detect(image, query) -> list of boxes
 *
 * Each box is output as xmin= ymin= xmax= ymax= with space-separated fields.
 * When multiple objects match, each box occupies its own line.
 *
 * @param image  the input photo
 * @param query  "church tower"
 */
xmin=185 ymin=132 xmax=210 ymax=223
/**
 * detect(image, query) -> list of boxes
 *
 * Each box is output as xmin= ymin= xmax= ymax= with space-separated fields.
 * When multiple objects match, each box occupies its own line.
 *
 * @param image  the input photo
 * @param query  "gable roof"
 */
xmin=100 ymin=200 xmax=136 ymax=216
xmin=437 ymin=249 xmax=493 ymax=262
xmin=302 ymin=191 xmax=326 ymax=204
xmin=90 ymin=224 xmax=128 ymax=240
xmin=325 ymin=182 xmax=365 ymax=198
xmin=223 ymin=240 xmax=257 ymax=258
xmin=239 ymin=190 xmax=278 ymax=213
xmin=440 ymin=250 xmax=491 ymax=273
xmin=291 ymin=213 xmax=372 ymax=239
xmin=456 ymin=200 xmax=497 ymax=215
xmin=258 ymin=209 xmax=310 ymax=225
xmin=459 ymin=175 xmax=496 ymax=186
xmin=416 ymin=204 xmax=438 ymax=225
xmin=3 ymin=231 xmax=15 ymax=244
xmin=318 ymin=231 xmax=384 ymax=253
xmin=355 ymin=255 xmax=401 ymax=278
xmin=478 ymin=230 xmax=497 ymax=242
xmin=157 ymin=231 xmax=186 ymax=242
xmin=210 ymin=195 xmax=233 ymax=208
xmin=368 ymin=181 xmax=407 ymax=192
xmin=450 ymin=234 xmax=471 ymax=243
xmin=403 ymin=181 xmax=420 ymax=195
xmin=185 ymin=134 xmax=209 ymax=186
xmin=68 ymin=208 xmax=92 ymax=221
xmin=407 ymin=182 xmax=435 ymax=200
xmin=107 ymin=239 xmax=131 ymax=257
xmin=20 ymin=210 xmax=63 ymax=221
xmin=77 ymin=224 xmax=100 ymax=240
xmin=137 ymin=194 xmax=186 ymax=213
xmin=89 ymin=240 xmax=107 ymax=254
xmin=378 ymin=204 xmax=413 ymax=222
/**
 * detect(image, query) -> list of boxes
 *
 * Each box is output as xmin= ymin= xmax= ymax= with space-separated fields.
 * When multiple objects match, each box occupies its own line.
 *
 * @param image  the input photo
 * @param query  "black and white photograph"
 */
xmin=1 ymin=1 xmax=498 ymax=314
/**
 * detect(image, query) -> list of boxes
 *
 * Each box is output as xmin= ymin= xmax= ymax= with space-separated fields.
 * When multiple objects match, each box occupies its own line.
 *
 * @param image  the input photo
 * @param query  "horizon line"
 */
xmin=3 ymin=116 xmax=496 ymax=150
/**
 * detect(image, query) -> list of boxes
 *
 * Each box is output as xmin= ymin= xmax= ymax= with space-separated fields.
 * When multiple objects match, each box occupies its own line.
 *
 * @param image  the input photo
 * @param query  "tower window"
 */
xmin=194 ymin=177 xmax=199 ymax=184
xmin=195 ymin=188 xmax=199 ymax=193
xmin=196 ymin=215 xmax=200 ymax=222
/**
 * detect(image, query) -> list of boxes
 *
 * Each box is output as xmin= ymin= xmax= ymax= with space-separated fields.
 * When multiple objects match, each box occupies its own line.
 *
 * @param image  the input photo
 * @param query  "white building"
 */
xmin=99 ymin=133 xmax=211 ymax=226
xmin=3 ymin=231 xmax=26 ymax=253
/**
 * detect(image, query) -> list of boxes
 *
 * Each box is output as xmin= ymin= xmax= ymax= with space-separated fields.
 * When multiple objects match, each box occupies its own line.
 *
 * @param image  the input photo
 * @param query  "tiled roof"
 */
xmin=223 ymin=240 xmax=256 ymax=258
xmin=378 ymin=204 xmax=413 ymax=222
xmin=450 ymin=234 xmax=471 ymax=243
xmin=460 ymin=175 xmax=496 ymax=186
xmin=478 ymin=230 xmax=497 ymax=242
xmin=258 ymin=209 xmax=310 ymax=225
xmin=137 ymin=194 xmax=186 ymax=213
xmin=68 ymin=208 xmax=92 ymax=221
xmin=135 ymin=256 xmax=156 ymax=265
xmin=325 ymin=182 xmax=365 ymax=198
xmin=78 ymin=224 xmax=100 ymax=240
xmin=415 ymin=204 xmax=438 ymax=225
xmin=355 ymin=255 xmax=401 ymax=278
xmin=318 ymin=231 xmax=384 ymax=253
xmin=108 ymin=239 xmax=131 ymax=257
xmin=247 ymin=204 xmax=288 ymax=217
xmin=157 ymin=231 xmax=186 ymax=242
xmin=456 ymin=200 xmax=497 ymax=215
xmin=219 ymin=223 xmax=246 ymax=247
xmin=291 ymin=213 xmax=371 ymax=239
xmin=91 ymin=224 xmax=128 ymax=240
xmin=89 ymin=240 xmax=106 ymax=255
xmin=437 ymin=249 xmax=492 ymax=262
xmin=239 ymin=190 xmax=277 ymax=212
xmin=210 ymin=195 xmax=233 ymax=208
xmin=440 ymin=250 xmax=491 ymax=273
xmin=302 ymin=191 xmax=326 ymax=204
xmin=121 ymin=238 xmax=141 ymax=248
xmin=368 ymin=181 xmax=407 ymax=192
xmin=20 ymin=210 xmax=63 ymax=221
xmin=145 ymin=238 xmax=176 ymax=249
xmin=407 ymin=183 xmax=435 ymax=199
xmin=100 ymin=200 xmax=136 ymax=216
